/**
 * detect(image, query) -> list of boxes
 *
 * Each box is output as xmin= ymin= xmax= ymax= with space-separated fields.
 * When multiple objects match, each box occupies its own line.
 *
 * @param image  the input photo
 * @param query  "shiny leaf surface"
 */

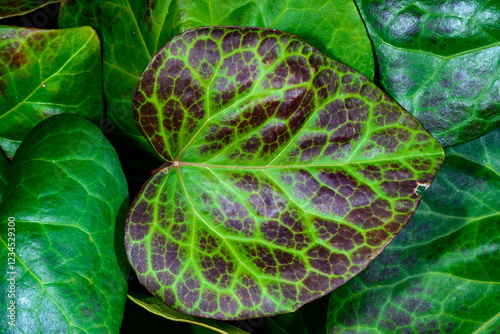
xmin=0 ymin=114 xmax=129 ymax=333
xmin=355 ymin=0 xmax=500 ymax=146
xmin=126 ymin=27 xmax=444 ymax=320
xmin=0 ymin=149 xmax=8 ymax=202
xmin=128 ymin=293 xmax=249 ymax=334
xmin=0 ymin=25 xmax=103 ymax=158
xmin=327 ymin=129 xmax=500 ymax=333
xmin=0 ymin=0 xmax=59 ymax=18
xmin=58 ymin=0 xmax=374 ymax=160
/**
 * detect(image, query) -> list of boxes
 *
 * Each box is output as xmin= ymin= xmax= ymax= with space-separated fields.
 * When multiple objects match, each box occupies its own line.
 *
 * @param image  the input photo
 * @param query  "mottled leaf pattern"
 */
xmin=0 ymin=0 xmax=59 ymax=18
xmin=0 ymin=25 xmax=103 ymax=158
xmin=0 ymin=149 xmax=8 ymax=202
xmin=327 ymin=129 xmax=500 ymax=333
xmin=128 ymin=293 xmax=249 ymax=334
xmin=58 ymin=0 xmax=374 ymax=162
xmin=0 ymin=114 xmax=129 ymax=333
xmin=126 ymin=27 xmax=444 ymax=320
xmin=356 ymin=0 xmax=500 ymax=146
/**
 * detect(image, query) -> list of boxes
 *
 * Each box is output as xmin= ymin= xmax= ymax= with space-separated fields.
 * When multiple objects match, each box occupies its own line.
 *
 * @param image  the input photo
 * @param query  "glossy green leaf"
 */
xmin=355 ymin=0 xmax=500 ymax=147
xmin=0 ymin=149 xmax=8 ymax=202
xmin=0 ymin=114 xmax=129 ymax=333
xmin=126 ymin=26 xmax=444 ymax=320
xmin=0 ymin=25 xmax=103 ymax=158
xmin=128 ymin=293 xmax=249 ymax=334
xmin=58 ymin=0 xmax=374 ymax=162
xmin=0 ymin=0 xmax=59 ymax=18
xmin=326 ymin=129 xmax=500 ymax=333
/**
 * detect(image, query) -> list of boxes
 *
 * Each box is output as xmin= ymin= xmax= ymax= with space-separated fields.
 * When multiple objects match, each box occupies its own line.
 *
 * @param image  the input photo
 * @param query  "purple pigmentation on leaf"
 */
xmin=126 ymin=26 xmax=444 ymax=320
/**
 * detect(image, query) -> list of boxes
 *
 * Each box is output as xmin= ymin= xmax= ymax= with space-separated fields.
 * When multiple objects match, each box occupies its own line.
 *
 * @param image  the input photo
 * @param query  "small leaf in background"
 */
xmin=58 ymin=0 xmax=374 ymax=166
xmin=0 ymin=0 xmax=59 ymax=18
xmin=128 ymin=293 xmax=249 ymax=334
xmin=121 ymin=295 xmax=223 ymax=334
xmin=0 ymin=114 xmax=129 ymax=333
xmin=0 ymin=149 xmax=8 ymax=202
xmin=326 ymin=129 xmax=500 ymax=333
xmin=355 ymin=0 xmax=500 ymax=147
xmin=0 ymin=25 xmax=103 ymax=159
xmin=126 ymin=26 xmax=443 ymax=320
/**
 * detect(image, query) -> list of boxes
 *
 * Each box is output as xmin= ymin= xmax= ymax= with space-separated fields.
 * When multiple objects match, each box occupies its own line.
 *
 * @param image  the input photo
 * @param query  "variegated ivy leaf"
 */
xmin=126 ymin=27 xmax=444 ymax=320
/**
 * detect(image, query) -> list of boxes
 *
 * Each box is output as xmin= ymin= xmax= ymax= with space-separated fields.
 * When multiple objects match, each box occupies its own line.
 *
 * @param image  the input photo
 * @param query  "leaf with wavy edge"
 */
xmin=355 ymin=0 xmax=500 ymax=147
xmin=0 ymin=0 xmax=59 ymax=18
xmin=0 ymin=114 xmax=129 ymax=332
xmin=128 ymin=293 xmax=249 ymax=334
xmin=326 ymin=129 xmax=500 ymax=333
xmin=0 ymin=25 xmax=103 ymax=158
xmin=126 ymin=27 xmax=444 ymax=320
xmin=58 ymin=0 xmax=374 ymax=163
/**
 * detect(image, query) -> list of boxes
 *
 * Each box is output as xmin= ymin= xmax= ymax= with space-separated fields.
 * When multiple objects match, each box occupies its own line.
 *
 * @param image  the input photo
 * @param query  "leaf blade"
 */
xmin=0 ymin=114 xmax=129 ymax=333
xmin=0 ymin=25 xmax=103 ymax=157
xmin=127 ymin=27 xmax=444 ymax=320
xmin=355 ymin=0 xmax=500 ymax=146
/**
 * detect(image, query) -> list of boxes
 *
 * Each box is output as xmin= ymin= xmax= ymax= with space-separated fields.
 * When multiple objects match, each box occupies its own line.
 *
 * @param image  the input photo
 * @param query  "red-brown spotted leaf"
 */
xmin=126 ymin=27 xmax=444 ymax=320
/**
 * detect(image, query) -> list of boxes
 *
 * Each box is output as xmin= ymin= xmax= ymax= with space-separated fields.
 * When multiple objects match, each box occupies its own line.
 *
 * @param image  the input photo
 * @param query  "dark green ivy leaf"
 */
xmin=355 ymin=0 xmax=500 ymax=147
xmin=326 ymin=129 xmax=500 ymax=333
xmin=126 ymin=27 xmax=444 ymax=320
xmin=0 ymin=114 xmax=129 ymax=333
xmin=0 ymin=0 xmax=58 ymax=18
xmin=0 ymin=25 xmax=103 ymax=159
xmin=58 ymin=0 xmax=374 ymax=164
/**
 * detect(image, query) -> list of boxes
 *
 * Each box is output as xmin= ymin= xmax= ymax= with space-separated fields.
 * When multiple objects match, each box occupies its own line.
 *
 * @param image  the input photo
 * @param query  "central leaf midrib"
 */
xmin=176 ymin=152 xmax=443 ymax=170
